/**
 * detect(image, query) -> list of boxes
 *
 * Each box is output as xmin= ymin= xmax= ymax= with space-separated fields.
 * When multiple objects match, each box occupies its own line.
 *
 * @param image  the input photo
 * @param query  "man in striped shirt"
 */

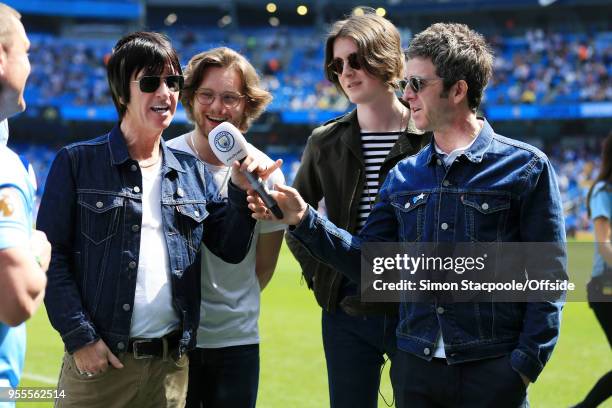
xmin=358 ymin=131 xmax=404 ymax=229
xmin=286 ymin=11 xmax=429 ymax=408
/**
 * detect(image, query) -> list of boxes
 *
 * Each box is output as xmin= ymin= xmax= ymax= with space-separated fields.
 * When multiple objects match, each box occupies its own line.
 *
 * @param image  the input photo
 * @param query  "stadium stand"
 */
xmin=6 ymin=0 xmax=612 ymax=236
xmin=19 ymin=26 xmax=612 ymax=124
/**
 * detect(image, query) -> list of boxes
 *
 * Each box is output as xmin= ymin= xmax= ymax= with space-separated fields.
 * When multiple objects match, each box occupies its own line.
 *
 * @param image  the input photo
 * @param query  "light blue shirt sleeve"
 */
xmin=0 ymin=187 xmax=31 ymax=250
xmin=590 ymin=182 xmax=611 ymax=221
xmin=0 ymin=148 xmax=35 ymax=250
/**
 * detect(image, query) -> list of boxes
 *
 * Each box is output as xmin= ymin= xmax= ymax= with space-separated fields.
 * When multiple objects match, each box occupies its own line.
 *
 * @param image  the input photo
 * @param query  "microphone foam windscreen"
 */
xmin=208 ymin=122 xmax=249 ymax=165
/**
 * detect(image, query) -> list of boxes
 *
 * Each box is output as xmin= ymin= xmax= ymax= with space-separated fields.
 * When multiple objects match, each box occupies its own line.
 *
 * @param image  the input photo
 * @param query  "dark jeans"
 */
xmin=571 ymin=302 xmax=612 ymax=408
xmin=185 ymin=344 xmax=259 ymax=408
xmin=322 ymin=308 xmax=397 ymax=408
xmin=590 ymin=301 xmax=612 ymax=346
xmin=391 ymin=350 xmax=529 ymax=408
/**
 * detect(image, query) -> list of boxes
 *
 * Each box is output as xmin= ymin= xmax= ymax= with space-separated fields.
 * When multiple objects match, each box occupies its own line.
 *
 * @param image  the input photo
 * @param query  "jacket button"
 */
xmin=133 ymin=186 xmax=141 ymax=193
xmin=117 ymin=342 xmax=125 ymax=350
xmin=441 ymin=222 xmax=449 ymax=230
xmin=436 ymin=159 xmax=442 ymax=166
xmin=96 ymin=201 xmax=103 ymax=208
xmin=404 ymin=202 xmax=410 ymax=209
xmin=177 ymin=188 xmax=184 ymax=197
xmin=437 ymin=306 xmax=445 ymax=314
xmin=481 ymin=202 xmax=489 ymax=210
xmin=129 ymin=261 xmax=137 ymax=269
xmin=443 ymin=180 xmax=450 ymax=187
xmin=130 ymin=164 xmax=138 ymax=172
xmin=194 ymin=210 xmax=200 ymax=217
xmin=423 ymin=347 xmax=431 ymax=356
xmin=131 ymin=225 xmax=140 ymax=232
xmin=122 ymin=303 xmax=131 ymax=311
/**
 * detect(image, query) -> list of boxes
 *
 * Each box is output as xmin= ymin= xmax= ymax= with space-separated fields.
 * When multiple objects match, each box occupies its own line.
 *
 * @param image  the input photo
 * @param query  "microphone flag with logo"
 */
xmin=208 ymin=122 xmax=284 ymax=219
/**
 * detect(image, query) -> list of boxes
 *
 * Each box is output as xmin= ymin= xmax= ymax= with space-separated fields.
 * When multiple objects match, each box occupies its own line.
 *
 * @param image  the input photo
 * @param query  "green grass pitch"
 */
xmin=17 ymin=242 xmax=612 ymax=407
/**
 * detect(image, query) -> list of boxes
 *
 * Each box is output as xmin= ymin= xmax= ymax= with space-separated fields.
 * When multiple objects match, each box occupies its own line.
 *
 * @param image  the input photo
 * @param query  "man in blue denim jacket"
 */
xmin=249 ymin=23 xmax=566 ymax=407
xmin=37 ymin=32 xmax=275 ymax=408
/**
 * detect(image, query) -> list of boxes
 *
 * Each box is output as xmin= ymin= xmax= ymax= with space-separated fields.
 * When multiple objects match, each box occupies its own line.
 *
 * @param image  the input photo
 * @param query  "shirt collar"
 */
xmin=424 ymin=117 xmax=493 ymax=166
xmin=434 ymin=134 xmax=478 ymax=166
xmin=0 ymin=119 xmax=8 ymax=147
xmin=108 ymin=122 xmax=184 ymax=173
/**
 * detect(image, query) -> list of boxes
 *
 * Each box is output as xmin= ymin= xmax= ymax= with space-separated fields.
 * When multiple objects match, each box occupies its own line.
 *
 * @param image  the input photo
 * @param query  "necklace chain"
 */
xmin=470 ymin=121 xmax=483 ymax=139
xmin=190 ymin=131 xmax=202 ymax=160
xmin=190 ymin=131 xmax=231 ymax=195
xmin=139 ymin=152 xmax=160 ymax=168
xmin=398 ymin=106 xmax=406 ymax=133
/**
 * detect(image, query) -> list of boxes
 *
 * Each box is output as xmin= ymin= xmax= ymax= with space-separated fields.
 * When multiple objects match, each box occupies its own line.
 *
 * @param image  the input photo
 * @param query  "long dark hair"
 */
xmin=587 ymin=131 xmax=612 ymax=218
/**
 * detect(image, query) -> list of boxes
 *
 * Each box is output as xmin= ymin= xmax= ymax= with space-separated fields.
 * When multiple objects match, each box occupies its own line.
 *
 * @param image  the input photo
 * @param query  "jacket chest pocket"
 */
xmin=174 ymin=202 xmax=209 ymax=256
xmin=78 ymin=193 xmax=124 ymax=245
xmin=390 ymin=193 xmax=429 ymax=242
xmin=461 ymin=193 xmax=511 ymax=242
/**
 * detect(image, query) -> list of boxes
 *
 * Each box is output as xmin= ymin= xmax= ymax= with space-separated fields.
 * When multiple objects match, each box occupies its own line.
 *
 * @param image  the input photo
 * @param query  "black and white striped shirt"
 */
xmin=357 ymin=131 xmax=401 ymax=231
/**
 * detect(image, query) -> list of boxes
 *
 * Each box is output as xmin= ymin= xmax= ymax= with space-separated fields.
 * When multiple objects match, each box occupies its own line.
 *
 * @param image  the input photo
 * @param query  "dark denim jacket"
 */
xmin=289 ymin=119 xmax=567 ymax=382
xmin=37 ymin=124 xmax=255 ymax=356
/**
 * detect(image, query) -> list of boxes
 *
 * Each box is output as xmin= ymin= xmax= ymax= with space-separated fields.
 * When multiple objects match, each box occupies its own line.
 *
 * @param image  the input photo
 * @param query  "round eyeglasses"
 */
xmin=194 ymin=89 xmax=246 ymax=108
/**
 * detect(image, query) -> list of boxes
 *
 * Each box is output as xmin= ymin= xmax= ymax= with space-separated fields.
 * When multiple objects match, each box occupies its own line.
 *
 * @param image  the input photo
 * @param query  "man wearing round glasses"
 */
xmin=38 ymin=33 xmax=270 ymax=407
xmin=167 ymin=47 xmax=285 ymax=408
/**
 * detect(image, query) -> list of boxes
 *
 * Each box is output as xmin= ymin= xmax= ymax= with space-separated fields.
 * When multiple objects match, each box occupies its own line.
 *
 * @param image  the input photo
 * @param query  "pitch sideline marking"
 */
xmin=21 ymin=372 xmax=57 ymax=385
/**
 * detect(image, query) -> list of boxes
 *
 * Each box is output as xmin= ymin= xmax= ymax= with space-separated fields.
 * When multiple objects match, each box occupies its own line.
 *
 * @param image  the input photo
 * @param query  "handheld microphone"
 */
xmin=208 ymin=122 xmax=284 ymax=219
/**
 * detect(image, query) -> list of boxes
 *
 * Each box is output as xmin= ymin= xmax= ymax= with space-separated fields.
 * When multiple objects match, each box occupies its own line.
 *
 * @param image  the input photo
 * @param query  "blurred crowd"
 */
xmin=550 ymin=145 xmax=602 ymax=236
xmin=24 ymin=26 xmax=612 ymax=114
xmin=487 ymin=29 xmax=612 ymax=105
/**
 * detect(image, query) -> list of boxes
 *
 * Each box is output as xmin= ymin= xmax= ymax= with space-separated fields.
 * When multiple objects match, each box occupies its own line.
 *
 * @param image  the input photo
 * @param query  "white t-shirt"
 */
xmin=431 ymin=136 xmax=479 ymax=358
xmin=167 ymin=132 xmax=285 ymax=348
xmin=129 ymin=156 xmax=179 ymax=338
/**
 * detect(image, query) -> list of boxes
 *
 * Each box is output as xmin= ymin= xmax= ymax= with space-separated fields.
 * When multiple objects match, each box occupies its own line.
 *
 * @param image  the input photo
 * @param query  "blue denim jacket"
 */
xmin=37 ymin=124 xmax=255 ymax=356
xmin=290 ymin=119 xmax=566 ymax=381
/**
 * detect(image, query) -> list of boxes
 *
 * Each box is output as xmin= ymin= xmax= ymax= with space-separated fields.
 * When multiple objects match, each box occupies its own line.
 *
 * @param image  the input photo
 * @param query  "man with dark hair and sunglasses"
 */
xmin=37 ymin=32 xmax=276 ymax=408
xmin=285 ymin=11 xmax=429 ymax=408
xmin=167 ymin=47 xmax=285 ymax=408
xmin=249 ymin=22 xmax=566 ymax=408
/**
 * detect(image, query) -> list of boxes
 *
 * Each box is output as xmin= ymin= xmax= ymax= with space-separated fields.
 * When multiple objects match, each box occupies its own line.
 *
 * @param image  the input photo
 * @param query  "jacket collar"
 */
xmin=108 ymin=122 xmax=184 ymax=173
xmin=339 ymin=107 xmax=428 ymax=164
xmin=424 ymin=117 xmax=493 ymax=166
xmin=339 ymin=110 xmax=363 ymax=163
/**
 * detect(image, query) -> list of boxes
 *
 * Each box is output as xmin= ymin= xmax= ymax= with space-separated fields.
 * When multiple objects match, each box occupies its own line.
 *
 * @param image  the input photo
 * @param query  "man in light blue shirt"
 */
xmin=0 ymin=3 xmax=50 ymax=404
xmin=0 ymin=118 xmax=31 ymax=390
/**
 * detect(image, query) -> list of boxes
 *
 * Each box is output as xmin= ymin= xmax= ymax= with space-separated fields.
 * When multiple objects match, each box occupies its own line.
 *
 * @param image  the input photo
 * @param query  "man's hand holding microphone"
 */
xmin=207 ymin=123 xmax=310 ymax=226
xmin=208 ymin=122 xmax=284 ymax=217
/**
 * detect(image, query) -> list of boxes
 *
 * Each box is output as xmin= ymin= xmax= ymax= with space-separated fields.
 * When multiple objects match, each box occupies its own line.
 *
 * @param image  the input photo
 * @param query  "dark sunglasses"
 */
xmin=328 ymin=53 xmax=362 ymax=76
xmin=132 ymin=75 xmax=184 ymax=93
xmin=399 ymin=76 xmax=444 ymax=94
